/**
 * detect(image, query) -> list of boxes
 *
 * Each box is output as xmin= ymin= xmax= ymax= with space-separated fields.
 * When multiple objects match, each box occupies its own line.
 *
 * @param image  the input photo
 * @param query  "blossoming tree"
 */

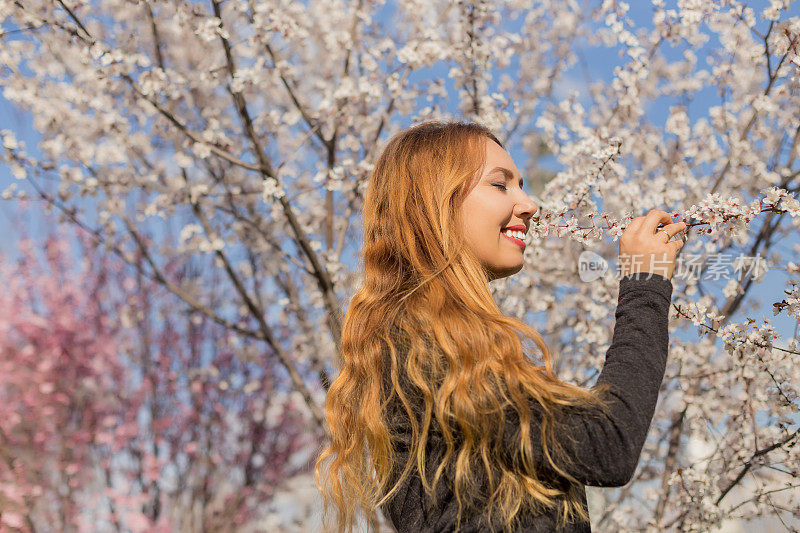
xmin=1 ymin=0 xmax=799 ymax=529
xmin=0 ymin=220 xmax=312 ymax=531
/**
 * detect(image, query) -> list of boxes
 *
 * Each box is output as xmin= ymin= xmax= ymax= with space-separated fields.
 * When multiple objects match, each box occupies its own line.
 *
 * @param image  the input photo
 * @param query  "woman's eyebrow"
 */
xmin=488 ymin=166 xmax=523 ymax=188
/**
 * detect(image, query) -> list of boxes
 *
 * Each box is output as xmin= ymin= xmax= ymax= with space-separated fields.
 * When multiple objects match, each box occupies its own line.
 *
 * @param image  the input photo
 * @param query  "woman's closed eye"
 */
xmin=492 ymin=183 xmax=507 ymax=191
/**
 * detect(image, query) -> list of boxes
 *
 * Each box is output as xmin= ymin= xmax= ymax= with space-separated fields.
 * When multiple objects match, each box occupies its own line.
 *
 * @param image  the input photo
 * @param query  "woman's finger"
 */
xmin=642 ymin=209 xmax=674 ymax=235
xmin=656 ymin=221 xmax=688 ymax=240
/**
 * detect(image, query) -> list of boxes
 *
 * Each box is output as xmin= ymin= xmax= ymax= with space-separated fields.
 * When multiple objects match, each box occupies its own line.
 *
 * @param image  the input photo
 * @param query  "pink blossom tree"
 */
xmin=1 ymin=0 xmax=799 ymax=529
xmin=0 ymin=217 xmax=312 ymax=531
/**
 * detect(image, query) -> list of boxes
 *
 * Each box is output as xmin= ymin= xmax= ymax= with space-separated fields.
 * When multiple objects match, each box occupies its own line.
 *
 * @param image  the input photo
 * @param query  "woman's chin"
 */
xmin=487 ymin=262 xmax=524 ymax=281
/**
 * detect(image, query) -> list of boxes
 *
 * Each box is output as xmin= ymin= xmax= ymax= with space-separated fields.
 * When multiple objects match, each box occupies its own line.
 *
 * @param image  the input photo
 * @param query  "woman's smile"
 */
xmin=501 ymin=224 xmax=527 ymax=249
xmin=501 ymin=230 xmax=526 ymax=249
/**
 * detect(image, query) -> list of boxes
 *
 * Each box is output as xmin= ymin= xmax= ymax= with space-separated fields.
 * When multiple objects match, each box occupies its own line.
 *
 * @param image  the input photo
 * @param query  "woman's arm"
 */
xmin=504 ymin=271 xmax=673 ymax=487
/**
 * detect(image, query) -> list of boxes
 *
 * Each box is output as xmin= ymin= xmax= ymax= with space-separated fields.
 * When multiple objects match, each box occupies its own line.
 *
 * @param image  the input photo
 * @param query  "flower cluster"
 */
xmin=664 ymin=466 xmax=723 ymax=532
xmin=683 ymin=192 xmax=763 ymax=237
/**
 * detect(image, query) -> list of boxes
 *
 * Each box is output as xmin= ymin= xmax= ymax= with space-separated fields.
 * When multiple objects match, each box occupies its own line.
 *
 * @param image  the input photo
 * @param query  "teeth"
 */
xmin=502 ymin=229 xmax=525 ymax=240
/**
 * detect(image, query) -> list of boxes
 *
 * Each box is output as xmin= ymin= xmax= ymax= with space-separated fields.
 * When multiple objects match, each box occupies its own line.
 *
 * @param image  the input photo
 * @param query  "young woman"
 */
xmin=316 ymin=121 xmax=686 ymax=532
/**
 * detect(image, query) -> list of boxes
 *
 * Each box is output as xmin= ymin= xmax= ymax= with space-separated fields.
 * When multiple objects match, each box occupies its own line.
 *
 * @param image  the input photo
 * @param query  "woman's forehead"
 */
xmin=483 ymin=141 xmax=519 ymax=177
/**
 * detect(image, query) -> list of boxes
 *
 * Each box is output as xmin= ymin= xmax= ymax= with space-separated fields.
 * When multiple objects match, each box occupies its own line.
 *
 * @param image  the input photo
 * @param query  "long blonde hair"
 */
xmin=315 ymin=121 xmax=610 ymax=531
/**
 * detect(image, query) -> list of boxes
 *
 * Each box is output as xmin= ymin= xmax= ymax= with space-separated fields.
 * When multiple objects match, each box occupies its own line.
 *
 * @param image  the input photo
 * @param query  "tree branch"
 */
xmin=715 ymin=429 xmax=800 ymax=505
xmin=212 ymin=0 xmax=344 ymax=362
xmin=181 ymin=164 xmax=328 ymax=429
xmin=653 ymin=407 xmax=687 ymax=526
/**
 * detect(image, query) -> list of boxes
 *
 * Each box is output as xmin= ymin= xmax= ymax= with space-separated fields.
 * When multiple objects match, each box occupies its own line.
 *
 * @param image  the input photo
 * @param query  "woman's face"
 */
xmin=460 ymin=138 xmax=539 ymax=281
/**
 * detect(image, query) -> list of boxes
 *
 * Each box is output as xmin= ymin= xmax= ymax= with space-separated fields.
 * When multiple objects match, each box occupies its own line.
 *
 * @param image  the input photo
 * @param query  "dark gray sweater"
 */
xmin=380 ymin=272 xmax=673 ymax=532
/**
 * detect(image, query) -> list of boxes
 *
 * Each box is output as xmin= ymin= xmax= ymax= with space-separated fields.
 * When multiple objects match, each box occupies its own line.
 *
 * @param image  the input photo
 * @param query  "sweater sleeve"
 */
xmin=503 ymin=271 xmax=673 ymax=487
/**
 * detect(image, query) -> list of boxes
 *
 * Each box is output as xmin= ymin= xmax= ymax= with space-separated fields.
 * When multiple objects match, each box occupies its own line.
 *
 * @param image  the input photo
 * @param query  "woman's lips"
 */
xmin=501 ymin=232 xmax=526 ymax=249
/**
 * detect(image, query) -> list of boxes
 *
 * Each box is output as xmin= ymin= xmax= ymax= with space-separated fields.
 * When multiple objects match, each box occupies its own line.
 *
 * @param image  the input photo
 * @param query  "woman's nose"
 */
xmin=516 ymin=194 xmax=539 ymax=220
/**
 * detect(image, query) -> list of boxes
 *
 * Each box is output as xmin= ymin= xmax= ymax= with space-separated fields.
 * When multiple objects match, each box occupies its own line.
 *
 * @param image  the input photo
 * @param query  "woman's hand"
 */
xmin=618 ymin=209 xmax=687 ymax=280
